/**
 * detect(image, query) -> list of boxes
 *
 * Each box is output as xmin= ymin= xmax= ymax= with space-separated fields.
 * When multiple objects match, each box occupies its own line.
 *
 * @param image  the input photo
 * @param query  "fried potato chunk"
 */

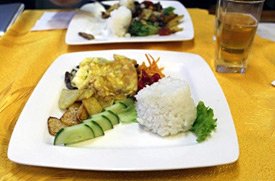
xmin=60 ymin=103 xmax=88 ymax=126
xmin=77 ymin=104 xmax=89 ymax=121
xmin=47 ymin=117 xmax=67 ymax=136
xmin=82 ymin=97 xmax=103 ymax=116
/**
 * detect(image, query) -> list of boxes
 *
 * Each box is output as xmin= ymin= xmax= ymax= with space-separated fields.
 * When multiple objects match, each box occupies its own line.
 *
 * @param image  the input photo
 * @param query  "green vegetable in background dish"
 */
xmin=162 ymin=7 xmax=175 ymax=16
xmin=128 ymin=20 xmax=159 ymax=36
xmin=191 ymin=101 xmax=217 ymax=142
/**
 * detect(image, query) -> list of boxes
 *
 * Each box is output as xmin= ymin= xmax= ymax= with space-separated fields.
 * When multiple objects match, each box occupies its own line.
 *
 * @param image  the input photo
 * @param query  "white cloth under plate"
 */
xmin=257 ymin=23 xmax=275 ymax=42
xmin=32 ymin=11 xmax=75 ymax=31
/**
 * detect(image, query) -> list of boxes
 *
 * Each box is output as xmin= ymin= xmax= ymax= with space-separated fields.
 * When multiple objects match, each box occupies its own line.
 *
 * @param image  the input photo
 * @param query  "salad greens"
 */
xmin=191 ymin=101 xmax=217 ymax=142
xmin=162 ymin=7 xmax=175 ymax=16
xmin=128 ymin=20 xmax=159 ymax=36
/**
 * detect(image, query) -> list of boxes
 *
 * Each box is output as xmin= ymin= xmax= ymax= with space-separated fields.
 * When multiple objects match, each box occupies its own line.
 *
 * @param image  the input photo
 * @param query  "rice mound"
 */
xmin=107 ymin=6 xmax=132 ymax=37
xmin=135 ymin=77 xmax=197 ymax=136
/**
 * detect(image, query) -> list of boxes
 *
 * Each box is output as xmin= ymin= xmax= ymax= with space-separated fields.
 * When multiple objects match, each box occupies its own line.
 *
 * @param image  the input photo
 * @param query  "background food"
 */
xmin=107 ymin=6 xmax=132 ymax=37
xmin=97 ymin=0 xmax=184 ymax=38
xmin=127 ymin=1 xmax=184 ymax=36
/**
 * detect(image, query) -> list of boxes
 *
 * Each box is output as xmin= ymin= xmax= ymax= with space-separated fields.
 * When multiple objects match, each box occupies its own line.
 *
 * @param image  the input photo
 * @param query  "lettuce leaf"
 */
xmin=191 ymin=101 xmax=217 ymax=142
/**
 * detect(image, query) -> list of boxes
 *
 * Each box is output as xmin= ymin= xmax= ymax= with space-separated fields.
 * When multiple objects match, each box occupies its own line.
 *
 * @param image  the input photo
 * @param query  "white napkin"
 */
xmin=257 ymin=23 xmax=275 ymax=42
xmin=31 ymin=11 xmax=75 ymax=31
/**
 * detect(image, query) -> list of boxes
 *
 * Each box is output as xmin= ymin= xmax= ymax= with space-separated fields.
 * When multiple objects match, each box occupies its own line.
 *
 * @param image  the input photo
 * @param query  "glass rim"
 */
xmin=226 ymin=0 xmax=265 ymax=3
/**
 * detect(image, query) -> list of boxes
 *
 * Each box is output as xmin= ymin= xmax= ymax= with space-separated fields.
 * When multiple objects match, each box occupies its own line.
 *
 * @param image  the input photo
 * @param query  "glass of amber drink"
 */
xmin=215 ymin=0 xmax=265 ymax=73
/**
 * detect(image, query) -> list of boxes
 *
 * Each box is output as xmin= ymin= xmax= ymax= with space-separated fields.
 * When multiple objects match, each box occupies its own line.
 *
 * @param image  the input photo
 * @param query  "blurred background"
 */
xmin=0 ymin=0 xmax=274 ymax=23
xmin=0 ymin=0 xmax=274 ymax=10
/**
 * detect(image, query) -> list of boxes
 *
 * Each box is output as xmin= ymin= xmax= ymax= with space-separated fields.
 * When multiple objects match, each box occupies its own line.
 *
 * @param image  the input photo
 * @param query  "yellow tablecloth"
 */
xmin=0 ymin=9 xmax=275 ymax=180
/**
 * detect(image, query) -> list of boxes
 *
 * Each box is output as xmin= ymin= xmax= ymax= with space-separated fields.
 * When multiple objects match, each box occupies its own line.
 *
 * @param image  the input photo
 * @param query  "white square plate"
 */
xmin=65 ymin=0 xmax=194 ymax=45
xmin=8 ymin=50 xmax=239 ymax=171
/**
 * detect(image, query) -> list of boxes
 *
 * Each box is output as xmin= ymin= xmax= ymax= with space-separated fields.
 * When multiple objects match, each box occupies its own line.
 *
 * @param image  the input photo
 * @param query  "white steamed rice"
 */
xmin=135 ymin=77 xmax=197 ymax=137
xmin=107 ymin=6 xmax=132 ymax=37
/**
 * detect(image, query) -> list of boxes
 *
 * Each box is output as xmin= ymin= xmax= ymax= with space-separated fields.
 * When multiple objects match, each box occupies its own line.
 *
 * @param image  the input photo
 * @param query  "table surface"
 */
xmin=0 ymin=9 xmax=275 ymax=180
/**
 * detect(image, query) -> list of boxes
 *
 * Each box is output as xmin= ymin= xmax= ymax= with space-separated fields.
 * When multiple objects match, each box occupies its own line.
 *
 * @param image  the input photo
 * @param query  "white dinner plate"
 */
xmin=65 ymin=0 xmax=194 ymax=45
xmin=8 ymin=50 xmax=239 ymax=171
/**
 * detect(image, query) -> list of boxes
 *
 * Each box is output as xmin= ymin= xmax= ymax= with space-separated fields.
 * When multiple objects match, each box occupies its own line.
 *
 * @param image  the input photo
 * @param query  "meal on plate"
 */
xmin=47 ymin=54 xmax=217 ymax=146
xmin=78 ymin=0 xmax=184 ymax=39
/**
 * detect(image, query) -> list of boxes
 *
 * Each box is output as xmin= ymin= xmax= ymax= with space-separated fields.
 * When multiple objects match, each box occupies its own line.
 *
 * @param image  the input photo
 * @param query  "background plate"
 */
xmin=8 ymin=50 xmax=239 ymax=171
xmin=65 ymin=0 xmax=194 ymax=45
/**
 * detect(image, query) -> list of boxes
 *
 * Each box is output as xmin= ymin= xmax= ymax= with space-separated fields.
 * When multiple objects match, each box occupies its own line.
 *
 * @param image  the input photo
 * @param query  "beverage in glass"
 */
xmin=215 ymin=0 xmax=265 ymax=73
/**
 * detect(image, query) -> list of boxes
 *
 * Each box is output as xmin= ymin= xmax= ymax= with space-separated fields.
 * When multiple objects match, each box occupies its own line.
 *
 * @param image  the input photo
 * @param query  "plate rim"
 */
xmin=7 ymin=49 xmax=239 ymax=171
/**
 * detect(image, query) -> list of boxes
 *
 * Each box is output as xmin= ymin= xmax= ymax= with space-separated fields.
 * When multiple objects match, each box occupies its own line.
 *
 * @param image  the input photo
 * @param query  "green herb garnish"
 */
xmin=191 ymin=101 xmax=217 ymax=142
xmin=128 ymin=20 xmax=159 ymax=36
xmin=162 ymin=7 xmax=175 ymax=16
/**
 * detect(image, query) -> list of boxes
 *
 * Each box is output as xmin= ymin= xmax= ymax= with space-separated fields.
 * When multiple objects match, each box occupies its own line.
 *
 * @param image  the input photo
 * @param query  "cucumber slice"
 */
xmin=53 ymin=98 xmax=137 ymax=146
xmin=54 ymin=124 xmax=95 ymax=145
xmin=106 ymin=110 xmax=119 ymax=125
xmin=84 ymin=121 xmax=104 ymax=137
xmin=116 ymin=98 xmax=135 ymax=108
xmin=84 ymin=116 xmax=113 ymax=131
xmin=93 ymin=110 xmax=119 ymax=125
xmin=93 ymin=116 xmax=113 ymax=131
xmin=104 ymin=102 xmax=127 ymax=115
xmin=118 ymin=106 xmax=137 ymax=123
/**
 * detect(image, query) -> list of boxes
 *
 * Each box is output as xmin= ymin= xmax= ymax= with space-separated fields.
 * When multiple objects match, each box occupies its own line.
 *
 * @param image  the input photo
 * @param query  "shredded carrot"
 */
xmin=138 ymin=54 xmax=165 ymax=78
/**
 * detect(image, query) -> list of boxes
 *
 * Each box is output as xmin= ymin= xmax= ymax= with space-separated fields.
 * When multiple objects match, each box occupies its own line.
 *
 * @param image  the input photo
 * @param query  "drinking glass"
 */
xmin=215 ymin=0 xmax=265 ymax=73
